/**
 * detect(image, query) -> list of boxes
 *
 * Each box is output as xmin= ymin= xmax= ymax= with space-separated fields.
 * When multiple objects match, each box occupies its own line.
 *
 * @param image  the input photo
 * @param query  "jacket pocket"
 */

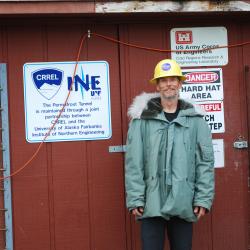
xmin=161 ymin=179 xmax=197 ymax=222
xmin=199 ymin=144 xmax=214 ymax=162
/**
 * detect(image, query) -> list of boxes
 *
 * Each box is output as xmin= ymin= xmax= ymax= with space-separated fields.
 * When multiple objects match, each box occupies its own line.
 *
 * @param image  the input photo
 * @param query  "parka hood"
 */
xmin=127 ymin=92 xmax=205 ymax=120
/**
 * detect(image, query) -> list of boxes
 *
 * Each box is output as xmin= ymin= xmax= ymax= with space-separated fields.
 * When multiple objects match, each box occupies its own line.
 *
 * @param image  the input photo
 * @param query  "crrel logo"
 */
xmin=32 ymin=68 xmax=63 ymax=100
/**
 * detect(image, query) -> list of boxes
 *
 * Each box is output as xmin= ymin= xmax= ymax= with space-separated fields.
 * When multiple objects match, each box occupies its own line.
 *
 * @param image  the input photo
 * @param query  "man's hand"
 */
xmin=132 ymin=207 xmax=144 ymax=216
xmin=194 ymin=206 xmax=206 ymax=220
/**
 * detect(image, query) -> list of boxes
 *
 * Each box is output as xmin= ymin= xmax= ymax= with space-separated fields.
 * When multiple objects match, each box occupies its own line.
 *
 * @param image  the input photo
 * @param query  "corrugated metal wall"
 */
xmin=243 ymin=21 xmax=250 ymax=250
xmin=0 ymin=22 xmax=128 ymax=250
xmin=0 ymin=14 xmax=249 ymax=250
xmin=119 ymin=19 xmax=249 ymax=250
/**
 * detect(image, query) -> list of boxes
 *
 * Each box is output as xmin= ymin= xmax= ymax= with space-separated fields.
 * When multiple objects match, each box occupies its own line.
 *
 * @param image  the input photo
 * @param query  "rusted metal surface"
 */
xmin=0 ymin=1 xmax=250 ymax=15
xmin=0 ymin=2 xmax=95 ymax=15
xmin=96 ymin=1 xmax=250 ymax=13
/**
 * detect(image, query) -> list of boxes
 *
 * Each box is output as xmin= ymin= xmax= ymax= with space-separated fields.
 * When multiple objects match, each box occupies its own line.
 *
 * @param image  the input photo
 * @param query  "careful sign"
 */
xmin=199 ymin=101 xmax=225 ymax=133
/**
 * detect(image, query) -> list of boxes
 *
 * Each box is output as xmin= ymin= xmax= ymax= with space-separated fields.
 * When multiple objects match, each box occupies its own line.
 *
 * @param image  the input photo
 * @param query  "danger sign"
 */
xmin=180 ymin=68 xmax=225 ymax=133
xmin=185 ymin=71 xmax=219 ymax=83
xmin=171 ymin=27 xmax=228 ymax=67
xmin=199 ymin=101 xmax=225 ymax=133
xmin=180 ymin=68 xmax=223 ymax=101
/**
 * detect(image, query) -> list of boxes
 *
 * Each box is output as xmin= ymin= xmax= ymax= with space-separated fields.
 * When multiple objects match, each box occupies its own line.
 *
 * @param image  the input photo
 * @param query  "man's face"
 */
xmin=156 ymin=76 xmax=182 ymax=100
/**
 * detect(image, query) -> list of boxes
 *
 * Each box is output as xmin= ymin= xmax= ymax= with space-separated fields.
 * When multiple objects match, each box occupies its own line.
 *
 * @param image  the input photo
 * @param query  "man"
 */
xmin=125 ymin=59 xmax=214 ymax=250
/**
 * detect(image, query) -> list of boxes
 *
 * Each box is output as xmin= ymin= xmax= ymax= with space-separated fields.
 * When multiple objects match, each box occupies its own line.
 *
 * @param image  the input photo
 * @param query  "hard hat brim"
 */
xmin=149 ymin=75 xmax=186 ymax=84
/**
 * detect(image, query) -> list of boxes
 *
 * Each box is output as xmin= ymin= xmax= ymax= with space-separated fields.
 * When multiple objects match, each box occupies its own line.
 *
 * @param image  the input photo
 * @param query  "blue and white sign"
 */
xmin=23 ymin=61 xmax=112 ymax=143
xmin=32 ymin=68 xmax=63 ymax=100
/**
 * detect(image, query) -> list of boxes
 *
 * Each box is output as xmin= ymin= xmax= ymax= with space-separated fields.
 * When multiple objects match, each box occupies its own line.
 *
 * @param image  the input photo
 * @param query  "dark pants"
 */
xmin=141 ymin=217 xmax=193 ymax=250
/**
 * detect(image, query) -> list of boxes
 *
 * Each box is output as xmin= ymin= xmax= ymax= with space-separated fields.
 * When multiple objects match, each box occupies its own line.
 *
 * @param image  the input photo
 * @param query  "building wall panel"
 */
xmin=210 ymin=23 xmax=248 ymax=250
xmin=119 ymin=22 xmax=214 ymax=250
xmin=0 ymin=15 xmax=248 ymax=250
xmin=6 ymin=24 xmax=51 ymax=250
xmin=86 ymin=24 xmax=127 ymax=250
xmin=242 ymin=22 xmax=250 ymax=250
xmin=46 ymin=23 xmax=91 ymax=250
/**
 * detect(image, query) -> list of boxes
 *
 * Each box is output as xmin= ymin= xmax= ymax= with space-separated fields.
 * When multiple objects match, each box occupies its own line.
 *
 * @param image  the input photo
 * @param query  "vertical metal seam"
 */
xmin=116 ymin=24 xmax=129 ymax=250
xmin=0 ymin=63 xmax=13 ymax=250
xmin=117 ymin=24 xmax=132 ymax=250
xmin=43 ymin=24 xmax=56 ymax=250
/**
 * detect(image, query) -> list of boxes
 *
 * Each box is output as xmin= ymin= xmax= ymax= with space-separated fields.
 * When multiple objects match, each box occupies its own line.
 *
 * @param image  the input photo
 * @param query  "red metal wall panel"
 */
xmin=210 ymin=23 xmax=248 ymax=250
xmin=242 ymin=22 xmax=250 ymax=250
xmin=7 ymin=25 xmax=52 ymax=250
xmin=118 ymin=20 xmax=248 ymax=250
xmin=2 ymin=22 xmax=128 ymax=250
xmin=0 ymin=15 xmax=248 ymax=250
xmin=119 ymin=23 xmax=214 ymax=250
xmin=46 ymin=23 xmax=91 ymax=250
xmin=83 ymin=24 xmax=127 ymax=250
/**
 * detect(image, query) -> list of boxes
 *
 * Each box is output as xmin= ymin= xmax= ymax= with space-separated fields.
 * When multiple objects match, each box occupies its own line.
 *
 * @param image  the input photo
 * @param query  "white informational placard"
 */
xmin=180 ymin=68 xmax=225 ymax=133
xmin=171 ymin=27 xmax=228 ymax=67
xmin=212 ymin=139 xmax=224 ymax=168
xmin=180 ymin=68 xmax=223 ymax=101
xmin=198 ymin=101 xmax=225 ymax=133
xmin=23 ymin=61 xmax=112 ymax=143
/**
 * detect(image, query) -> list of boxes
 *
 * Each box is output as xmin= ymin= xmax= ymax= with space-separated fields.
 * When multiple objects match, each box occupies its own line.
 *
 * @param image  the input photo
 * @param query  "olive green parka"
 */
xmin=125 ymin=93 xmax=215 ymax=222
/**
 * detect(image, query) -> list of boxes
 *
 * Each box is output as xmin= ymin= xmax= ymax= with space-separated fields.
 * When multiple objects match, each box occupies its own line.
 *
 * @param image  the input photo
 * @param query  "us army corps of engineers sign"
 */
xmin=23 ymin=61 xmax=112 ymax=143
xmin=171 ymin=26 xmax=228 ymax=67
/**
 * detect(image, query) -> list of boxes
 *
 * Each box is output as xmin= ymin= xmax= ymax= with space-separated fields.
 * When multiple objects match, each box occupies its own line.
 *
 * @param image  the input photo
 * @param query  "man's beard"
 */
xmin=162 ymin=90 xmax=179 ymax=101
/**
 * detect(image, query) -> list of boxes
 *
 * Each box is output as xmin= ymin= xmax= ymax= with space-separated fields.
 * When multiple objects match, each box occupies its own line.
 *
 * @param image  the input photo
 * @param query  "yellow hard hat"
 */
xmin=150 ymin=59 xmax=186 ymax=84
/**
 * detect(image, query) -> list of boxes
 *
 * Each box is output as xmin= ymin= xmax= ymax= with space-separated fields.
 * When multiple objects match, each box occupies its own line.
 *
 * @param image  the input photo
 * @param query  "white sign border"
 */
xmin=23 ymin=61 xmax=112 ymax=143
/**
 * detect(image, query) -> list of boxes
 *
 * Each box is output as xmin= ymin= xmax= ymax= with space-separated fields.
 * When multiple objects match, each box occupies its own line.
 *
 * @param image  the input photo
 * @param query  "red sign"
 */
xmin=184 ymin=72 xmax=219 ymax=83
xmin=199 ymin=103 xmax=222 ymax=112
xmin=175 ymin=31 xmax=193 ymax=44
